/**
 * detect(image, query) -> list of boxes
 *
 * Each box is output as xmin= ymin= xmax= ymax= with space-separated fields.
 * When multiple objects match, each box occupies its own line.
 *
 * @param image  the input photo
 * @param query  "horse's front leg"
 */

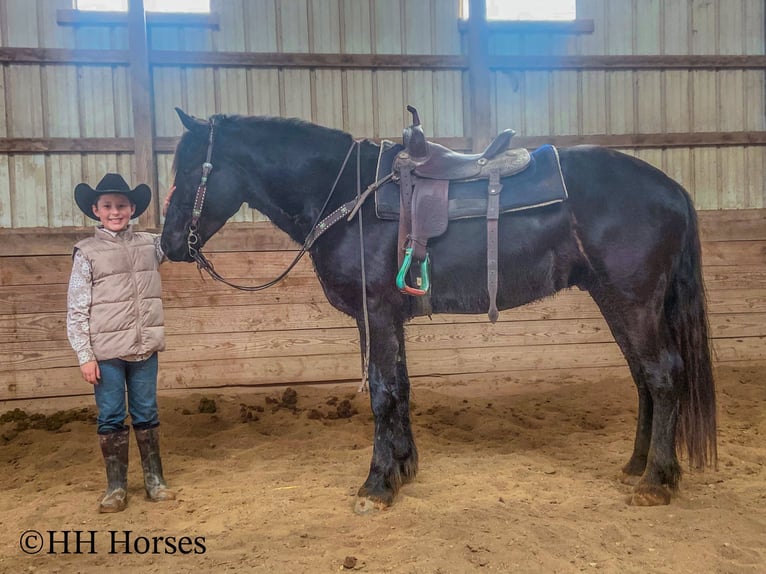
xmin=355 ymin=315 xmax=418 ymax=514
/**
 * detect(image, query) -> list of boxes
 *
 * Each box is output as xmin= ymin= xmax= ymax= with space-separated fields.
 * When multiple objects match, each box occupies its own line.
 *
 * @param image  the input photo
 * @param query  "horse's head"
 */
xmin=161 ymin=108 xmax=250 ymax=262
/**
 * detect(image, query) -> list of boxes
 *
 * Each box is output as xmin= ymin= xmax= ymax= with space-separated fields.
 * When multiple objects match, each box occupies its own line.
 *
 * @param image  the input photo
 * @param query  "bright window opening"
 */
xmin=463 ymin=0 xmax=576 ymax=21
xmin=76 ymin=0 xmax=210 ymax=13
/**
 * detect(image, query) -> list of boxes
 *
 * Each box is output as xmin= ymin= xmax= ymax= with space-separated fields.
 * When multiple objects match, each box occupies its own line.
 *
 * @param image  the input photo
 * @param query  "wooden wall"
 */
xmin=0 ymin=0 xmax=765 ymax=406
xmin=2 ymin=210 xmax=765 ymax=404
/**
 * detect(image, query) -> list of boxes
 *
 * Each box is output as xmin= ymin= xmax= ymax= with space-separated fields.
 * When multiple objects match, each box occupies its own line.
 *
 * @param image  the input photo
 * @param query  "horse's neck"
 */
xmin=246 ymin=132 xmax=360 ymax=243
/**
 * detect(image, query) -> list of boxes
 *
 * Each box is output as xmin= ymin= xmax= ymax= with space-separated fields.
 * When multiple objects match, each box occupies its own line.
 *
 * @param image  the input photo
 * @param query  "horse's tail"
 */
xmin=666 ymin=192 xmax=717 ymax=469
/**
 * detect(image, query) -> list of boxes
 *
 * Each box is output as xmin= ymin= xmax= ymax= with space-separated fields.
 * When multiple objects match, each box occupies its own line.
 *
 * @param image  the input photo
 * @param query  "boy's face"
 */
xmin=92 ymin=193 xmax=136 ymax=232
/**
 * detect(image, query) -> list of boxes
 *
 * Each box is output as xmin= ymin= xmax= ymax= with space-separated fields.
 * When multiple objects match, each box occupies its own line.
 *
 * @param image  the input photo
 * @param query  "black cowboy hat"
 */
xmin=74 ymin=173 xmax=152 ymax=221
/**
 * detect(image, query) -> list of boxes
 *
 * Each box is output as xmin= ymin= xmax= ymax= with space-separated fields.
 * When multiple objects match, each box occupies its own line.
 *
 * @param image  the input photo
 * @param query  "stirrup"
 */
xmin=396 ymin=248 xmax=430 ymax=296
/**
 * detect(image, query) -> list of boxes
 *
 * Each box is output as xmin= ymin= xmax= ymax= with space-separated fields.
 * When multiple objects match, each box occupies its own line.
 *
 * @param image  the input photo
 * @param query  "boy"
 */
xmin=67 ymin=173 xmax=175 ymax=513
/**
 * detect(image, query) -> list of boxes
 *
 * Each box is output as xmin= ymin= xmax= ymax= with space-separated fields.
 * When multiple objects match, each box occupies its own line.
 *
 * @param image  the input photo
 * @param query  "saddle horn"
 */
xmin=403 ymin=105 xmax=428 ymax=159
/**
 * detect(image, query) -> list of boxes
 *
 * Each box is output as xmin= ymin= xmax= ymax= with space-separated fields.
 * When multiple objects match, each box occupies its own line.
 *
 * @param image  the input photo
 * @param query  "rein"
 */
xmin=186 ymin=119 xmax=364 ymax=291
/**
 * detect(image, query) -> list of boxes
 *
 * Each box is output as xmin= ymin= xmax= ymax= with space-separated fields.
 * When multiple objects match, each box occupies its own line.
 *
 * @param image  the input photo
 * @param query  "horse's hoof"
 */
xmin=630 ymin=484 xmax=671 ymax=506
xmin=620 ymin=472 xmax=640 ymax=486
xmin=354 ymin=496 xmax=389 ymax=515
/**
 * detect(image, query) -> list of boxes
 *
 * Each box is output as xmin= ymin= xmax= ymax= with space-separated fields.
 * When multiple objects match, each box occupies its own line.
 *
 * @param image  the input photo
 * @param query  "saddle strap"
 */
xmin=486 ymin=169 xmax=502 ymax=323
xmin=398 ymin=166 xmax=415 ymax=268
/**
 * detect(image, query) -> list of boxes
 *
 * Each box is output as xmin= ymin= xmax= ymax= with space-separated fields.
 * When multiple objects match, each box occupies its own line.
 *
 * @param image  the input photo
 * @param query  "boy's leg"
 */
xmin=93 ymin=359 xmax=129 ymax=512
xmin=127 ymin=353 xmax=176 ymax=501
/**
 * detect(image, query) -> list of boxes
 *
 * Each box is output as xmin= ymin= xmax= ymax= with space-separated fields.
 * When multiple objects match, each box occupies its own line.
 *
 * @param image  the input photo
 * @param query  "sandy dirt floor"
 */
xmin=0 ymin=364 xmax=764 ymax=573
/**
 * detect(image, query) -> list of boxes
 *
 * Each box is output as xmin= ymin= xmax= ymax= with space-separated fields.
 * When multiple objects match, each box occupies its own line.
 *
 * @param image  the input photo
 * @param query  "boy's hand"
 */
xmin=162 ymin=185 xmax=175 ymax=217
xmin=80 ymin=361 xmax=100 ymax=385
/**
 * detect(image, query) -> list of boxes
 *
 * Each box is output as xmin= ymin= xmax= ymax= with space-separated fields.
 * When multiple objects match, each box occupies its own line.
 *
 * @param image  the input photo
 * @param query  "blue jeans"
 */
xmin=94 ymin=353 xmax=160 ymax=434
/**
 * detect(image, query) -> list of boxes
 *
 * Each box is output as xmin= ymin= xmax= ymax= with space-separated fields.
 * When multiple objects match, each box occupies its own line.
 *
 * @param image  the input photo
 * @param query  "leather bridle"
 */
xmin=184 ymin=117 xmax=361 ymax=291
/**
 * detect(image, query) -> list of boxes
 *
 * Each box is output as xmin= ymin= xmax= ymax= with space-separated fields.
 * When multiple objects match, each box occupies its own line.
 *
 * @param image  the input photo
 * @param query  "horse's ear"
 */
xmin=175 ymin=107 xmax=207 ymax=132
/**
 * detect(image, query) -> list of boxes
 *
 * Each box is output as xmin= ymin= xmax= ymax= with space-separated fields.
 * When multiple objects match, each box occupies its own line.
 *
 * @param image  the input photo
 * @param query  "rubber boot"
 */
xmin=134 ymin=427 xmax=176 ymax=501
xmin=98 ymin=427 xmax=129 ymax=513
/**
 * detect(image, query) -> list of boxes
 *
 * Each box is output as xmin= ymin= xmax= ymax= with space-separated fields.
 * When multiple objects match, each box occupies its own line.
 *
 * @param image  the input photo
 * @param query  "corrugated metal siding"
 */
xmin=0 ymin=0 xmax=763 ymax=229
xmin=491 ymin=0 xmax=765 ymax=210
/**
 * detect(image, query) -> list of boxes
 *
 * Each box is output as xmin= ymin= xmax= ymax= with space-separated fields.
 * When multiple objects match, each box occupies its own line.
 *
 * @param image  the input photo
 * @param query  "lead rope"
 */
xmin=357 ymin=142 xmax=371 ymax=393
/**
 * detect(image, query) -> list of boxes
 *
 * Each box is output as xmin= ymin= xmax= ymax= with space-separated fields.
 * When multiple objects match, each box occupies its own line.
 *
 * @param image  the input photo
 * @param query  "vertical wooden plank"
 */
xmin=635 ymin=0 xmax=661 ymax=55
xmin=346 ymin=71 xmax=374 ymax=136
xmin=315 ymin=70 xmax=343 ymax=130
xmin=662 ymin=0 xmax=690 ymax=54
xmin=7 ymin=66 xmax=44 ymax=137
xmin=636 ymin=72 xmax=662 ymax=133
xmin=247 ymin=70 xmax=281 ymax=116
xmin=692 ymin=148 xmax=719 ymax=209
xmin=744 ymin=148 xmax=765 ymax=208
xmin=185 ymin=68 xmax=217 ymax=118
xmin=467 ymin=0 xmax=491 ymax=151
xmin=576 ymin=0 xmax=606 ymax=55
xmin=719 ymin=71 xmax=745 ymax=133
xmin=605 ymin=0 xmax=633 ymax=55
xmin=523 ymin=72 xmax=551 ymax=136
xmin=691 ymin=0 xmax=717 ymax=55
xmin=373 ymin=0 xmax=403 ymax=54
xmin=38 ymin=0 xmax=75 ymax=49
xmin=0 ymin=59 xmax=6 ymax=137
xmin=49 ymin=155 xmax=86 ymax=227
xmin=152 ymin=68 xmax=184 ymax=137
xmin=44 ymin=65 xmax=79 ymax=135
xmin=0 ymin=157 xmax=10 ymax=228
xmin=403 ymin=70 xmax=434 ymax=134
xmin=607 ymin=71 xmax=634 ymax=134
xmin=718 ymin=0 xmax=744 ymax=55
xmin=244 ymin=0 xmax=278 ymax=52
xmin=156 ymin=153 xmax=174 ymax=225
xmin=550 ymin=71 xmax=578 ymax=136
xmin=10 ymin=155 xmax=48 ymax=227
xmin=375 ymin=70 xmax=405 ymax=138
xmin=113 ymin=66 xmax=133 ymax=137
xmin=691 ymin=71 xmax=717 ymax=132
xmin=580 ymin=71 xmax=607 ymax=134
xmin=78 ymin=67 xmax=117 ymax=137
xmin=719 ymin=148 xmax=746 ymax=209
xmin=743 ymin=70 xmax=766 ymax=130
xmin=403 ymin=0 xmax=432 ymax=54
xmin=4 ymin=0 xmax=40 ymax=47
xmin=127 ymin=0 xmax=156 ymax=227
xmin=283 ymin=70 xmax=313 ymax=121
xmin=494 ymin=71 xmax=523 ymax=134
xmin=218 ymin=69 xmax=249 ymax=115
xmin=281 ymin=0 xmax=310 ymax=52
xmin=742 ymin=0 xmax=764 ymax=54
xmin=662 ymin=148 xmax=693 ymax=197
xmin=342 ymin=0 xmax=372 ymax=54
xmin=212 ymin=0 xmax=246 ymax=51
xmin=310 ymin=0 xmax=341 ymax=53
xmin=664 ymin=71 xmax=691 ymax=132
xmin=432 ymin=71 xmax=463 ymax=137
xmin=432 ymin=0 xmax=461 ymax=56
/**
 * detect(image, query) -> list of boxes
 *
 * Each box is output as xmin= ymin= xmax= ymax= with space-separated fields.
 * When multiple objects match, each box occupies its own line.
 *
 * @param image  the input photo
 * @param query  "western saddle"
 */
xmin=392 ymin=106 xmax=531 ymax=322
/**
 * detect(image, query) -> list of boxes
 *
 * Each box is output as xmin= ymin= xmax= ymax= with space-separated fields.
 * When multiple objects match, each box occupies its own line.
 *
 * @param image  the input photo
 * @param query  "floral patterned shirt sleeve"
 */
xmin=66 ymin=249 xmax=96 ymax=365
xmin=154 ymin=233 xmax=166 ymax=263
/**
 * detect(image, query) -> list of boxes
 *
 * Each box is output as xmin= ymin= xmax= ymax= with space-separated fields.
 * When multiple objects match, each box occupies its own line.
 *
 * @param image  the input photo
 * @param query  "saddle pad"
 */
xmin=375 ymin=142 xmax=568 ymax=221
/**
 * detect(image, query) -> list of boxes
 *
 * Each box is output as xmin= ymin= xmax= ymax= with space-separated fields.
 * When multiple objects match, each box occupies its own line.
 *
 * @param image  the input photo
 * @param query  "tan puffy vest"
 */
xmin=75 ymin=227 xmax=165 ymax=361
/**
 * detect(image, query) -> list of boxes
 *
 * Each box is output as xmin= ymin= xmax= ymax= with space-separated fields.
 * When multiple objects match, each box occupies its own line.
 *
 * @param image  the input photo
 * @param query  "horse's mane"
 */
xmin=172 ymin=113 xmax=354 ymax=179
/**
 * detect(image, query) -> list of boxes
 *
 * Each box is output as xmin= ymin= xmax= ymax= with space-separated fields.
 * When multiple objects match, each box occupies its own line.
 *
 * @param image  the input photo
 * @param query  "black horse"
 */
xmin=161 ymin=109 xmax=716 ymax=511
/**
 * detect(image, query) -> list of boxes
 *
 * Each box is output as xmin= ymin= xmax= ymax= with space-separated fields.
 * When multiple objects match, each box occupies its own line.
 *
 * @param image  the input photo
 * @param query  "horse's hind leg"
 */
xmin=354 ymin=314 xmax=418 ymax=514
xmin=590 ymin=285 xmax=682 ymax=505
